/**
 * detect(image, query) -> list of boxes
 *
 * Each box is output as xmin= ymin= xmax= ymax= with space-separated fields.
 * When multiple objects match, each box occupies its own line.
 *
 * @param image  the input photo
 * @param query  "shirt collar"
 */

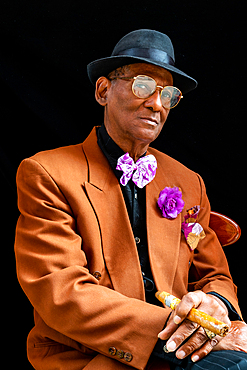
xmin=97 ymin=123 xmax=148 ymax=182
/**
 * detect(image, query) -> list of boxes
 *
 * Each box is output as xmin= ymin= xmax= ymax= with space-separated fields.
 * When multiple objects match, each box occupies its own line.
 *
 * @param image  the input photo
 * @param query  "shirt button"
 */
xmin=108 ymin=347 xmax=117 ymax=356
xmin=124 ymin=352 xmax=133 ymax=362
xmin=92 ymin=271 xmax=102 ymax=280
xmin=135 ymin=236 xmax=141 ymax=244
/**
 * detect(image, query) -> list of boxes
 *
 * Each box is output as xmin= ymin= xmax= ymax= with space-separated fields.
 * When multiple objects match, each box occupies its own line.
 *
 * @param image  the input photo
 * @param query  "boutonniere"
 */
xmin=182 ymin=206 xmax=206 ymax=250
xmin=157 ymin=186 xmax=184 ymax=219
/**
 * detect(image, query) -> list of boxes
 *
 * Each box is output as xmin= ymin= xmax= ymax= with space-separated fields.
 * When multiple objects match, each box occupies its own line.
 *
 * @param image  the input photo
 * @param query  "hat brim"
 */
xmin=87 ymin=55 xmax=197 ymax=94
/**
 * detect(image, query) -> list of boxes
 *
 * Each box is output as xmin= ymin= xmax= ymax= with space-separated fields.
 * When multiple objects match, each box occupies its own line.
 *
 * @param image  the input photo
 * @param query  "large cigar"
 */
xmin=155 ymin=291 xmax=229 ymax=337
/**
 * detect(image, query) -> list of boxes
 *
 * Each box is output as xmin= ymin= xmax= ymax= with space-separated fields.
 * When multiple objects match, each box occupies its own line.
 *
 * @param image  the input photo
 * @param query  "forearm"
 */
xmin=20 ymin=264 xmax=169 ymax=368
xmin=16 ymin=219 xmax=169 ymax=369
xmin=187 ymin=175 xmax=242 ymax=319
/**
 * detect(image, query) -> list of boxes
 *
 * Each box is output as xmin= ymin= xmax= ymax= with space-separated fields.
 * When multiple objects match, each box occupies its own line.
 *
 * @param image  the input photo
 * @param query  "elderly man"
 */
xmin=15 ymin=29 xmax=247 ymax=370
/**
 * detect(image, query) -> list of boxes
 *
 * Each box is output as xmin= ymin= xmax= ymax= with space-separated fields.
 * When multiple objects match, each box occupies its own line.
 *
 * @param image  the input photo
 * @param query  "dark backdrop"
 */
xmin=1 ymin=1 xmax=245 ymax=367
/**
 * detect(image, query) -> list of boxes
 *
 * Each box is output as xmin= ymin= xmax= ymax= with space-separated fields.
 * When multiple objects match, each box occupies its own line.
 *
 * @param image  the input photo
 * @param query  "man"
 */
xmin=15 ymin=29 xmax=247 ymax=370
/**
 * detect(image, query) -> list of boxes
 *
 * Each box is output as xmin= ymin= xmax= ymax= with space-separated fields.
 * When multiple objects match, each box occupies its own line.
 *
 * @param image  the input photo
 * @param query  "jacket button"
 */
xmin=116 ymin=350 xmax=124 ymax=359
xmin=124 ymin=352 xmax=133 ymax=362
xmin=108 ymin=347 xmax=117 ymax=356
xmin=93 ymin=271 xmax=101 ymax=280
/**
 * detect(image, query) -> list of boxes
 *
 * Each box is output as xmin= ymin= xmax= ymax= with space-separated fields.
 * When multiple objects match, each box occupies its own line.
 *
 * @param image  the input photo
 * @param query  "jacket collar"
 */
xmin=97 ymin=123 xmax=124 ymax=181
xmin=82 ymin=127 xmax=145 ymax=299
xmin=146 ymin=149 xmax=182 ymax=293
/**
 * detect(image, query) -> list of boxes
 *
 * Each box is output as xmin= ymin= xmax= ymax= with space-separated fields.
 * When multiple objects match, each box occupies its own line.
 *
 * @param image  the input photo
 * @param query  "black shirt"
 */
xmin=97 ymin=124 xmax=159 ymax=304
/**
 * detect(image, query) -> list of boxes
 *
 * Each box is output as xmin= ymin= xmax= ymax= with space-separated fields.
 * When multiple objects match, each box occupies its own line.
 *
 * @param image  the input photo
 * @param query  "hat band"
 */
xmin=116 ymin=47 xmax=175 ymax=66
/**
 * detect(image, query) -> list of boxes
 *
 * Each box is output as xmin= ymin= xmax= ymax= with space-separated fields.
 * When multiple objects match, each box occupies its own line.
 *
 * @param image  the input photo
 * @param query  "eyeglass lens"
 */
xmin=132 ymin=75 xmax=182 ymax=109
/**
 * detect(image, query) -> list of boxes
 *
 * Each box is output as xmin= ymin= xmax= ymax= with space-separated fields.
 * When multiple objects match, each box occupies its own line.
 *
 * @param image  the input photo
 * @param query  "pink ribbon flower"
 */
xmin=182 ymin=205 xmax=206 ymax=250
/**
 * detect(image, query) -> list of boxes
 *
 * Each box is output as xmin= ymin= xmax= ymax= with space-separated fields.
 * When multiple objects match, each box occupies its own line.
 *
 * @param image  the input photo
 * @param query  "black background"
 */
xmin=1 ymin=1 xmax=245 ymax=367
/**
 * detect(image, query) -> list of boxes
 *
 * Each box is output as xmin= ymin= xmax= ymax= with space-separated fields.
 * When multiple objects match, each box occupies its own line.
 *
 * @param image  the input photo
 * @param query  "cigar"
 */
xmin=155 ymin=291 xmax=229 ymax=337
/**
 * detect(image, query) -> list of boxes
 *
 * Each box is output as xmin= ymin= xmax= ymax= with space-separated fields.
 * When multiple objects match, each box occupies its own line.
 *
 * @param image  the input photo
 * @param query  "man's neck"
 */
xmin=104 ymin=124 xmax=149 ymax=162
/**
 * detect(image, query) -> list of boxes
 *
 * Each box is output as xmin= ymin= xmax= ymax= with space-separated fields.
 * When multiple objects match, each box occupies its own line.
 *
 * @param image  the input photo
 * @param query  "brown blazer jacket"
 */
xmin=15 ymin=127 xmax=241 ymax=370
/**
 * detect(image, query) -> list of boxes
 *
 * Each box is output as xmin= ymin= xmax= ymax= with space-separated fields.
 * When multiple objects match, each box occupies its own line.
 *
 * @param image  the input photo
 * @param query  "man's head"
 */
xmin=87 ymin=29 xmax=197 ymax=158
xmin=95 ymin=63 xmax=174 ymax=157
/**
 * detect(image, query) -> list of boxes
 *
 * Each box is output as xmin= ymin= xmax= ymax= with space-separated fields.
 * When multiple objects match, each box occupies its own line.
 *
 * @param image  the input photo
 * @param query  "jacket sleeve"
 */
xmin=14 ymin=158 xmax=170 ymax=370
xmin=188 ymin=173 xmax=242 ymax=318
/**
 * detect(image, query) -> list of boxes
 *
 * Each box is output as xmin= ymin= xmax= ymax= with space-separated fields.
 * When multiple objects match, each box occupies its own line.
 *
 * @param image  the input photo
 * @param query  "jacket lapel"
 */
xmin=146 ymin=149 xmax=182 ymax=294
xmin=82 ymin=128 xmax=182 ymax=300
xmin=82 ymin=128 xmax=145 ymax=300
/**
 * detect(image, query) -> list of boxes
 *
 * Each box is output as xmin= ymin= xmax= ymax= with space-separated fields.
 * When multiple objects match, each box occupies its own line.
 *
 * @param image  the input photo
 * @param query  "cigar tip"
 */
xmin=221 ymin=325 xmax=230 ymax=337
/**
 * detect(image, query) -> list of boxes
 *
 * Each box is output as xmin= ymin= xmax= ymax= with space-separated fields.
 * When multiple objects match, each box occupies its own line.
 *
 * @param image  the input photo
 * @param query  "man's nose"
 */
xmin=143 ymin=90 xmax=163 ymax=112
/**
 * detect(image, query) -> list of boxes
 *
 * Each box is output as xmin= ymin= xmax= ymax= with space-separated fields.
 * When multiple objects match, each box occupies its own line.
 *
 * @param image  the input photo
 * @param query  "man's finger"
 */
xmin=190 ymin=335 xmax=220 ymax=362
xmin=165 ymin=319 xmax=200 ymax=353
xmin=158 ymin=312 xmax=179 ymax=340
xmin=173 ymin=291 xmax=206 ymax=323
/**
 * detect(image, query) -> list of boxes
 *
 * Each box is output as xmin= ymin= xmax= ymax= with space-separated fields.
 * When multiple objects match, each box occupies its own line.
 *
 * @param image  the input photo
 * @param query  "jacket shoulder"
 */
xmin=22 ymin=143 xmax=88 ymax=183
xmin=149 ymin=147 xmax=198 ymax=177
xmin=31 ymin=143 xmax=84 ymax=163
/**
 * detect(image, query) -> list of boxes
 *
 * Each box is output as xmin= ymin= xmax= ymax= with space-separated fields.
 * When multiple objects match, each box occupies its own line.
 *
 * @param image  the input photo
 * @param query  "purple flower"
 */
xmin=157 ymin=186 xmax=184 ymax=219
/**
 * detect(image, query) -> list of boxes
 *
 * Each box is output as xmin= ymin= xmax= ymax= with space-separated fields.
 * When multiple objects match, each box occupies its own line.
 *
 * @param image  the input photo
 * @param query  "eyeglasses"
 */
xmin=109 ymin=74 xmax=183 ymax=109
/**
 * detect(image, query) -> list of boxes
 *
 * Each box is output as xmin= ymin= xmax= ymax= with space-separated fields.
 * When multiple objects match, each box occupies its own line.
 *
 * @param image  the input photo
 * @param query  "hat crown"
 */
xmin=87 ymin=29 xmax=197 ymax=93
xmin=112 ymin=29 xmax=175 ymax=62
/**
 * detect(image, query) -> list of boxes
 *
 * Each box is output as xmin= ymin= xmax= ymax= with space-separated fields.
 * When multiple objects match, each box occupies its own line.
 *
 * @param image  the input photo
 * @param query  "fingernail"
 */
xmin=166 ymin=340 xmax=176 ymax=352
xmin=174 ymin=315 xmax=182 ymax=324
xmin=163 ymin=344 xmax=169 ymax=353
xmin=192 ymin=355 xmax=200 ymax=362
xmin=158 ymin=331 xmax=165 ymax=339
xmin=176 ymin=350 xmax=186 ymax=359
xmin=158 ymin=329 xmax=169 ymax=340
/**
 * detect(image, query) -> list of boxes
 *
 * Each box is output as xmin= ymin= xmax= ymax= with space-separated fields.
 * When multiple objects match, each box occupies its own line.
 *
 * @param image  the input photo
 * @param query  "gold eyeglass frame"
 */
xmin=109 ymin=74 xmax=183 ymax=109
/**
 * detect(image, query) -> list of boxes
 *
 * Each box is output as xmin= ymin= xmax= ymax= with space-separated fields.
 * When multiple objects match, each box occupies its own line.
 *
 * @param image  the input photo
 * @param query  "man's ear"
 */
xmin=95 ymin=77 xmax=111 ymax=106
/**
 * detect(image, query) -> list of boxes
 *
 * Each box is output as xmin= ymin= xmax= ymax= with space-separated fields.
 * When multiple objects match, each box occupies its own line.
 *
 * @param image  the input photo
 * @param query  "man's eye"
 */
xmin=162 ymin=91 xmax=172 ymax=99
xmin=134 ymin=83 xmax=152 ymax=97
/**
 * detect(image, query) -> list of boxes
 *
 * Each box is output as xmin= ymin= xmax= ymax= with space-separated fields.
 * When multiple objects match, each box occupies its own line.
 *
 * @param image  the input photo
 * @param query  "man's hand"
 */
xmin=213 ymin=321 xmax=247 ymax=352
xmin=158 ymin=291 xmax=231 ymax=362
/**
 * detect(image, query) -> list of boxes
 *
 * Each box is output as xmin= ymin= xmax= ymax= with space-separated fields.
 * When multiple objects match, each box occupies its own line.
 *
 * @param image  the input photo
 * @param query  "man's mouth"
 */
xmin=140 ymin=117 xmax=159 ymax=126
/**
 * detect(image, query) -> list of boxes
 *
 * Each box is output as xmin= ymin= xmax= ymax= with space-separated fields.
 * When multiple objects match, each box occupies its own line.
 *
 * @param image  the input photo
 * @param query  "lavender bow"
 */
xmin=116 ymin=153 xmax=157 ymax=188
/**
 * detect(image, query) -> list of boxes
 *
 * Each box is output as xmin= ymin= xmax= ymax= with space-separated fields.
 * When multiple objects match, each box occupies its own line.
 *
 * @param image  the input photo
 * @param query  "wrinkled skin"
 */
xmin=213 ymin=321 xmax=247 ymax=352
xmin=158 ymin=290 xmax=247 ymax=362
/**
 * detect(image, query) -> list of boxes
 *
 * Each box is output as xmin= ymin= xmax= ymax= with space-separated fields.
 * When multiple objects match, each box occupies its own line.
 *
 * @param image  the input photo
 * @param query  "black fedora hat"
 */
xmin=87 ymin=29 xmax=197 ymax=94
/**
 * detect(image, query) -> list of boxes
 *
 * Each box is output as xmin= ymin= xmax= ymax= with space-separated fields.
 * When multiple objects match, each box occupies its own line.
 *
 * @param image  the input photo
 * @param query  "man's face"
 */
xmin=99 ymin=63 xmax=173 ymax=149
